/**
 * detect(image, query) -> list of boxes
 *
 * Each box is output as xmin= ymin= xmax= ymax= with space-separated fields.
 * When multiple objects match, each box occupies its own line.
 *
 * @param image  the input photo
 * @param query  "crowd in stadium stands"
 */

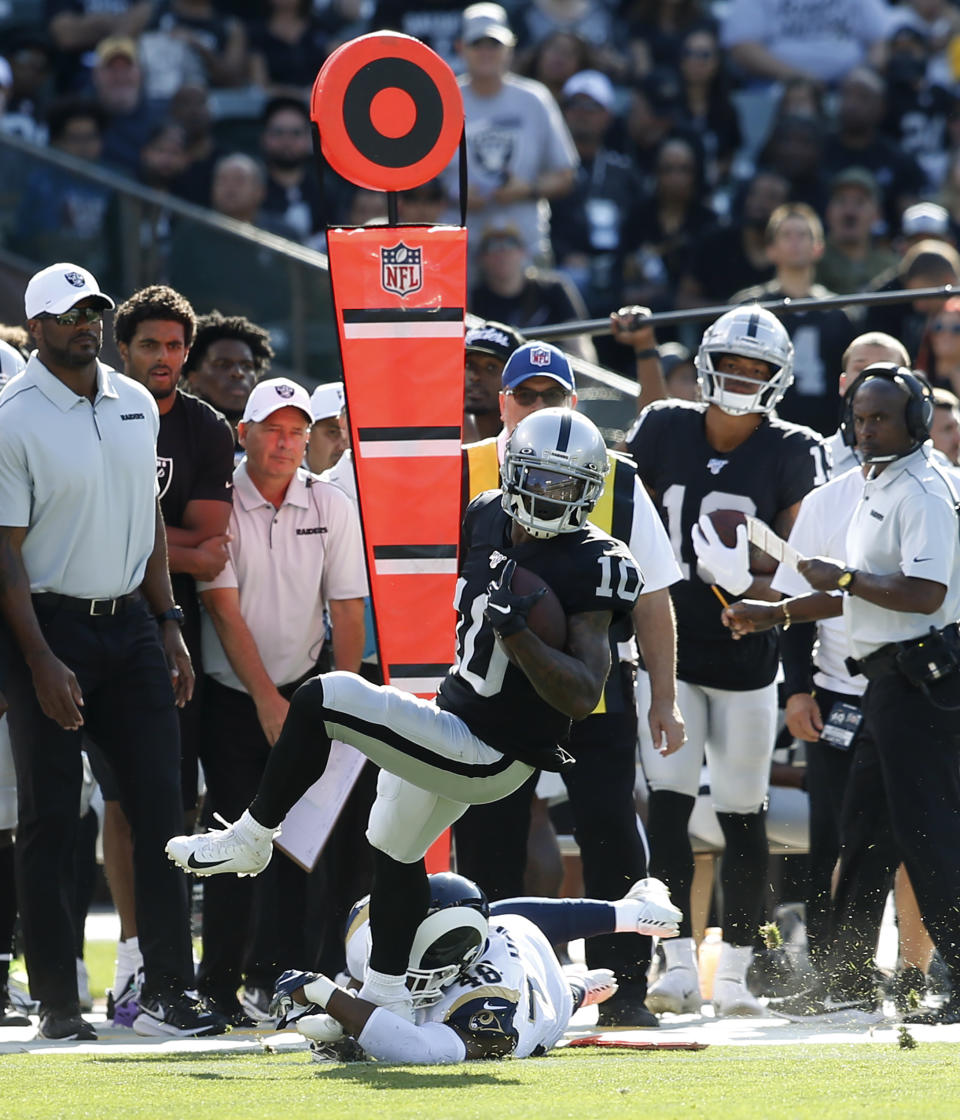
xmin=3 ymin=1 xmax=960 ymax=387
xmin=4 ymin=0 xmax=960 ymax=1041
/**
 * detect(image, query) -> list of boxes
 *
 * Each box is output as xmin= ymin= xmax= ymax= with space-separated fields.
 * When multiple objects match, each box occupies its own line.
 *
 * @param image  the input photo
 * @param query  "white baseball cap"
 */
xmin=24 ymin=262 xmax=115 ymax=319
xmin=461 ymin=3 xmax=515 ymax=45
xmin=902 ymin=202 xmax=950 ymax=238
xmin=242 ymin=377 xmax=312 ymax=424
xmin=562 ymin=70 xmax=616 ymax=112
xmin=310 ymin=381 xmax=345 ymax=421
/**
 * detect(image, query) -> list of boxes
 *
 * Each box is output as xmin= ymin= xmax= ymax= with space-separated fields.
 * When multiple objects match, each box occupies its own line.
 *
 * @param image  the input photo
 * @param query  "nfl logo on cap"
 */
xmin=530 ymin=347 xmax=552 ymax=367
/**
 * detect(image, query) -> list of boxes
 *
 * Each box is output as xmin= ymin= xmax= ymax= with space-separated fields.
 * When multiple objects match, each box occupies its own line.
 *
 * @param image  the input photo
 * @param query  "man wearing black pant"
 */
xmin=193 ymin=376 xmax=367 ymax=1026
xmin=725 ymin=365 xmax=960 ymax=1023
xmin=0 ymin=262 xmax=226 ymax=1041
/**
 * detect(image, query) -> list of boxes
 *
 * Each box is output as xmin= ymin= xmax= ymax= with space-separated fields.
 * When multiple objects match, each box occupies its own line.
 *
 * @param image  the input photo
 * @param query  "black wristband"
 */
xmin=634 ymin=348 xmax=659 ymax=360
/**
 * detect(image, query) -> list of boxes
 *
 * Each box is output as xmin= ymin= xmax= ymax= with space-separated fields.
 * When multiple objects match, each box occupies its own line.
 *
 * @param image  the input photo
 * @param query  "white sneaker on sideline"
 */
xmin=646 ymin=965 xmax=703 ymax=1015
xmin=165 ymin=814 xmax=277 ymax=878
xmin=713 ymin=975 xmax=766 ymax=1017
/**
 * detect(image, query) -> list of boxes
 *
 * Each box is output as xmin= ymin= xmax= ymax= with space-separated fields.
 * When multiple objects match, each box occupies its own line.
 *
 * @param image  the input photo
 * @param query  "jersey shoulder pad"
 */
xmin=443 ymin=993 xmax=519 ymax=1058
xmin=576 ymin=528 xmax=643 ymax=610
xmin=767 ymin=415 xmax=825 ymax=446
xmin=463 ymin=489 xmax=503 ymax=534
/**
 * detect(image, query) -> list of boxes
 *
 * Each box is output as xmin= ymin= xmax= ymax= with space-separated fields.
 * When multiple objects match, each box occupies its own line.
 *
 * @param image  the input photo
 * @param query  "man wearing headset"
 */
xmin=724 ymin=364 xmax=960 ymax=1025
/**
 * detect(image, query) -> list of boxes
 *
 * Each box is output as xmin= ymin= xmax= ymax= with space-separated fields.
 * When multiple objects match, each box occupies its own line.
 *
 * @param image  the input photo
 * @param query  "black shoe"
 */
xmin=201 ymin=990 xmax=256 ymax=1028
xmin=1 ymin=987 xmax=31 ymax=1027
xmin=133 ymin=990 xmax=229 ymax=1037
xmin=747 ymin=947 xmax=806 ymax=999
xmin=887 ymin=965 xmax=927 ymax=1014
xmin=37 ymin=1008 xmax=97 ymax=1040
xmin=596 ymin=994 xmax=659 ymax=1028
xmin=770 ymin=984 xmax=881 ymax=1021
xmin=903 ymin=994 xmax=960 ymax=1025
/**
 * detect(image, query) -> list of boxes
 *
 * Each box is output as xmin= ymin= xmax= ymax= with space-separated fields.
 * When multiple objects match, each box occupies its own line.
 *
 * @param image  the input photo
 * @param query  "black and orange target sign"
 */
xmin=311 ymin=32 xmax=464 ymax=192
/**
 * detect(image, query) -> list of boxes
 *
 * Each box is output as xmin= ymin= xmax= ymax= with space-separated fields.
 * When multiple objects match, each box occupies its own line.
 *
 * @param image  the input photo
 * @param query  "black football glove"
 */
xmin=484 ymin=559 xmax=547 ymax=638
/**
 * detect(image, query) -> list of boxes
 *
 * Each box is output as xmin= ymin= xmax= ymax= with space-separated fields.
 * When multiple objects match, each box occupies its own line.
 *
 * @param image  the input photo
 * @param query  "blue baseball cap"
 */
xmin=501 ymin=342 xmax=575 ymax=392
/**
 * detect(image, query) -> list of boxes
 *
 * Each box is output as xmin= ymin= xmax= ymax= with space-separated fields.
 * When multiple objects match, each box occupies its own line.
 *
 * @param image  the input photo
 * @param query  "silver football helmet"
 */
xmin=406 ymin=873 xmax=490 ymax=1008
xmin=696 ymin=305 xmax=794 ymax=416
xmin=501 ymin=408 xmax=609 ymax=539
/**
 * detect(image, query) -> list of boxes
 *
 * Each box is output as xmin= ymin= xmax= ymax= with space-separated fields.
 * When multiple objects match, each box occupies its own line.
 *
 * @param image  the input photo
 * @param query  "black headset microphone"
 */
xmin=841 ymin=362 xmax=934 ymax=464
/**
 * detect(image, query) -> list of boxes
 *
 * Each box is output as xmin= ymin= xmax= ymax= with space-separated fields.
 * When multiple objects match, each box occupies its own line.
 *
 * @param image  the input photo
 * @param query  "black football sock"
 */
xmin=250 ymin=678 xmax=331 ymax=827
xmin=646 ymin=789 xmax=696 ymax=940
xmin=368 ymin=850 xmax=431 ymax=977
xmin=715 ymin=809 xmax=768 ymax=946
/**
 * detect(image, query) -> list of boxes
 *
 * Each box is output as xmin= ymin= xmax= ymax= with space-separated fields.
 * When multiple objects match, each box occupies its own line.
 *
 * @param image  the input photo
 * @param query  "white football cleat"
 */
xmin=568 ymin=967 xmax=619 ymax=1008
xmin=165 ymin=812 xmax=278 ymax=878
xmin=618 ymin=878 xmax=683 ymax=938
xmin=645 ymin=965 xmax=703 ymax=1015
xmin=712 ymin=976 xmax=765 ymax=1018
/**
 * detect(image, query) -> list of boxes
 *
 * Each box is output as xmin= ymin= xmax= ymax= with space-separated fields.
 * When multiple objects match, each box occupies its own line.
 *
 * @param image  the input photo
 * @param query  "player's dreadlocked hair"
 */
xmin=114 ymin=285 xmax=198 ymax=349
xmin=183 ymin=310 xmax=274 ymax=376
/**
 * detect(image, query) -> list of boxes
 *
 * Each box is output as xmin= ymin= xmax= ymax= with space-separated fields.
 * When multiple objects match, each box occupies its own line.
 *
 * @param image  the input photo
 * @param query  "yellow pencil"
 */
xmin=711 ymin=584 xmax=730 ymax=609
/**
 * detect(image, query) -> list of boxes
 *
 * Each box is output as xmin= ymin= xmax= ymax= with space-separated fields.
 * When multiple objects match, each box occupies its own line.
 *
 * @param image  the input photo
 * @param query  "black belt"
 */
xmin=32 ymin=591 xmax=143 ymax=617
xmin=846 ymin=623 xmax=960 ymax=682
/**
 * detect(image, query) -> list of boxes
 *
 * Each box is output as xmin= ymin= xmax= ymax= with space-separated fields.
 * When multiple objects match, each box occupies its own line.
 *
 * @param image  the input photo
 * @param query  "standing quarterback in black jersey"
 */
xmin=166 ymin=408 xmax=646 ymax=1023
xmin=622 ymin=303 xmax=828 ymax=1018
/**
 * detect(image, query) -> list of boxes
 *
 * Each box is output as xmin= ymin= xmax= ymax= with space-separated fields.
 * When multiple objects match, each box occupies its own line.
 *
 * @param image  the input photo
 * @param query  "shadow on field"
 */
xmin=312 ymin=1067 xmax=517 ymax=1088
xmin=80 ymin=1052 xmax=517 ymax=1087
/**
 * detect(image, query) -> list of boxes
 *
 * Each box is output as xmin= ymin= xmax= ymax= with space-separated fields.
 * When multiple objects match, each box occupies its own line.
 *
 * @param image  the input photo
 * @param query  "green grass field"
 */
xmin=2 ymin=1044 xmax=958 ymax=1120
xmin=6 ymin=938 xmax=958 ymax=1120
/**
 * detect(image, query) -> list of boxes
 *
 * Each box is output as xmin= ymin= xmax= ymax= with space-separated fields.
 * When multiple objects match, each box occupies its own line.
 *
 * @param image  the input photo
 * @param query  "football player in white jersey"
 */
xmin=270 ymin=872 xmax=681 ymax=1064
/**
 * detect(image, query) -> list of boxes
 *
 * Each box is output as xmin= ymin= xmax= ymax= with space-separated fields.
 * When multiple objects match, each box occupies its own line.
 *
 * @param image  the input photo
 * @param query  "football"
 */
xmin=707 ymin=509 xmax=777 ymax=575
xmin=510 ymin=565 xmax=568 ymax=650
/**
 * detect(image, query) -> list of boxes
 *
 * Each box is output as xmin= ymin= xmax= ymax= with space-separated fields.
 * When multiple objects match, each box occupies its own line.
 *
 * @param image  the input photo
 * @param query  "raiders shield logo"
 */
xmin=64 ymin=271 xmax=86 ymax=287
xmin=157 ymin=456 xmax=173 ymax=499
xmin=380 ymin=242 xmax=423 ymax=298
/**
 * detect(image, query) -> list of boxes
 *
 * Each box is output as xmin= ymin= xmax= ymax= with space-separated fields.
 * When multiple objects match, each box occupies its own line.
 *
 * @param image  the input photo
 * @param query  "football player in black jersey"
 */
xmin=166 ymin=408 xmax=647 ymax=1023
xmin=620 ymin=303 xmax=828 ymax=1017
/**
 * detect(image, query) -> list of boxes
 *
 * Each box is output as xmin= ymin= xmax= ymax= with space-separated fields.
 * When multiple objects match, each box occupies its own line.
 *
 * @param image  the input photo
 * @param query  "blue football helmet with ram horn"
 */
xmin=406 ymin=873 xmax=490 ymax=1009
xmin=501 ymin=407 xmax=609 ymax=539
xmin=696 ymin=304 xmax=794 ymax=416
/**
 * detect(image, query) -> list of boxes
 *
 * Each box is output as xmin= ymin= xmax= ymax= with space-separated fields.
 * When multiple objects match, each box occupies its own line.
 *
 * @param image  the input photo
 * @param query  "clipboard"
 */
xmin=745 ymin=516 xmax=802 ymax=571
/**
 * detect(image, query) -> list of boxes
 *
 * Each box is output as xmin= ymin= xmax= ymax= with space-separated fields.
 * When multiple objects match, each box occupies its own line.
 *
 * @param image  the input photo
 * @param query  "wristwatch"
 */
xmin=155 ymin=604 xmax=186 ymax=626
xmin=837 ymin=569 xmax=857 ymax=594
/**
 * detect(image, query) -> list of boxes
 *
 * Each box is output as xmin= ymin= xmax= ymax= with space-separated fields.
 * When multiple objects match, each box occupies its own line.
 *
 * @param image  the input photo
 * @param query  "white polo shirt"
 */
xmin=826 ymin=429 xmax=858 ymax=478
xmin=844 ymin=446 xmax=960 ymax=660
xmin=772 ymin=466 xmax=866 ymax=695
xmin=200 ymin=460 xmax=368 ymax=691
xmin=0 ymin=356 xmax=159 ymax=598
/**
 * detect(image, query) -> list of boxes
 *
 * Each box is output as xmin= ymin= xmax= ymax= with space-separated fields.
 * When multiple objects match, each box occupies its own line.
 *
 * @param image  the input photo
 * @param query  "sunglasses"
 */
xmin=931 ymin=321 xmax=960 ymax=334
xmin=41 ymin=307 xmax=102 ymax=326
xmin=506 ymin=386 xmax=570 ymax=407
